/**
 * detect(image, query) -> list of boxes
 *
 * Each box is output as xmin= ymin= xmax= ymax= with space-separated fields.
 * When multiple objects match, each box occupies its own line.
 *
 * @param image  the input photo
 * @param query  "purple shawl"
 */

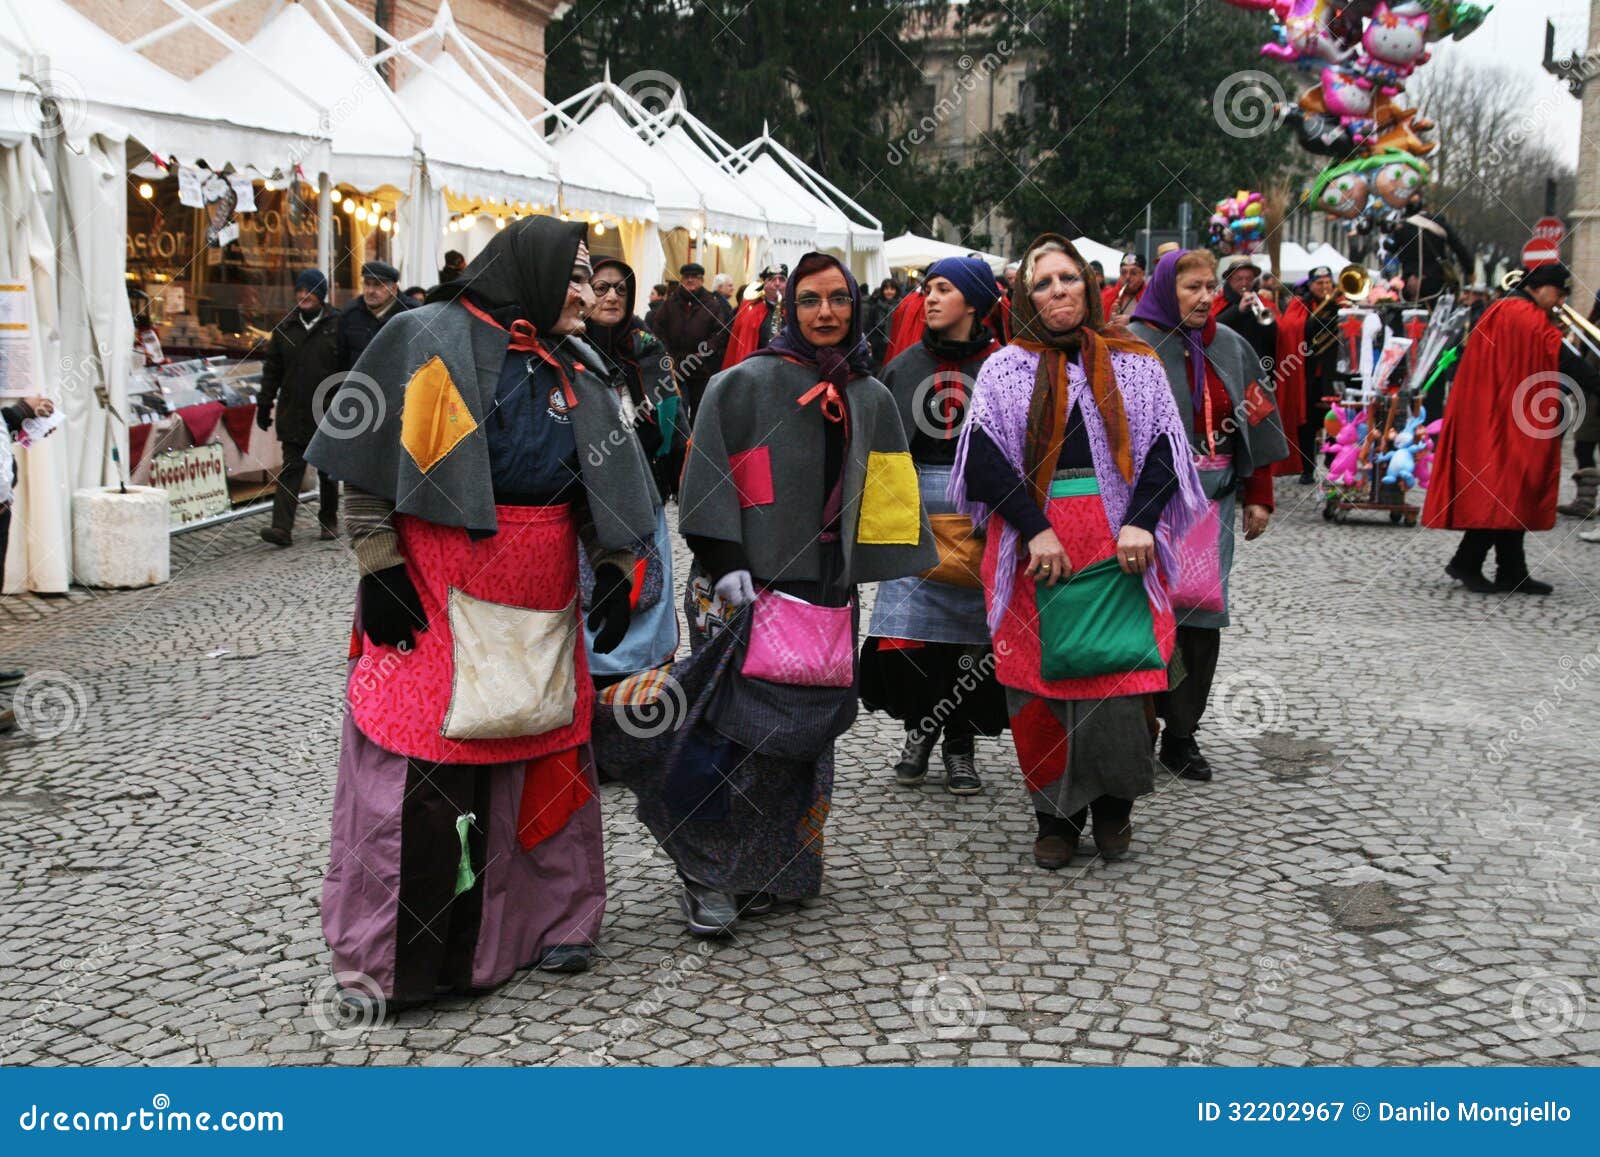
xmin=1130 ymin=249 xmax=1208 ymax=410
xmin=949 ymin=343 xmax=1208 ymax=634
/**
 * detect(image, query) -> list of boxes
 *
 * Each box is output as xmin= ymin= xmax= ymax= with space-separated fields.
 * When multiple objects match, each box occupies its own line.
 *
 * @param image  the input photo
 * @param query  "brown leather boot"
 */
xmin=1033 ymin=832 xmax=1078 ymax=870
xmin=1093 ymin=821 xmax=1134 ymax=861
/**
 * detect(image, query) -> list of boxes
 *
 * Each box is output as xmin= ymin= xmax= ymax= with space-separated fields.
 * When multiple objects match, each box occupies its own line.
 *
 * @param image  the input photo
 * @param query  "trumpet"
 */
xmin=1338 ymin=264 xmax=1373 ymax=303
xmin=1245 ymin=291 xmax=1276 ymax=327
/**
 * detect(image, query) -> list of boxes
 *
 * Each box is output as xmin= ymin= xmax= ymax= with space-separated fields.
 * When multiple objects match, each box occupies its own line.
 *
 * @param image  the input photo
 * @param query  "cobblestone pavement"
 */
xmin=2 ymin=476 xmax=1598 ymax=1068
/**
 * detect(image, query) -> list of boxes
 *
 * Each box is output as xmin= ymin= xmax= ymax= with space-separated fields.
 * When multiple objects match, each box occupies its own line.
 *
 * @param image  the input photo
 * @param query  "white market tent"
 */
xmin=729 ymin=123 xmax=888 ymax=286
xmin=883 ymin=232 xmax=1008 ymax=275
xmin=0 ymin=0 xmax=328 ymax=176
xmin=1073 ymin=236 xmax=1125 ymax=282
xmin=0 ymin=0 xmax=328 ymax=594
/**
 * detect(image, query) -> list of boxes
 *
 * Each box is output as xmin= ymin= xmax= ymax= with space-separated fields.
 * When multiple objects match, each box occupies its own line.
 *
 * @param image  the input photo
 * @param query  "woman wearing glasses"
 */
xmin=618 ymin=251 xmax=937 ymax=937
xmin=579 ymin=258 xmax=683 ymax=689
xmin=952 ymin=234 xmax=1206 ymax=871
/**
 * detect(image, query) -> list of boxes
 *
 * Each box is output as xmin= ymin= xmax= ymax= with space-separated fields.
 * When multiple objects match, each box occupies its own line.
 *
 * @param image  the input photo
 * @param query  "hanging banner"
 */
xmin=0 ymin=282 xmax=32 ymax=396
xmin=147 ymin=443 xmax=230 ymax=526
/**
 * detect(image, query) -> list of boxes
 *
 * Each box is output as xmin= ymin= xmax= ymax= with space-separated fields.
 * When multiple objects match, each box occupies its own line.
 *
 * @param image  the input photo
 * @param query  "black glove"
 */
xmin=255 ymin=403 xmax=273 ymax=431
xmin=360 ymin=564 xmax=428 ymax=650
xmin=586 ymin=562 xmax=632 ymax=654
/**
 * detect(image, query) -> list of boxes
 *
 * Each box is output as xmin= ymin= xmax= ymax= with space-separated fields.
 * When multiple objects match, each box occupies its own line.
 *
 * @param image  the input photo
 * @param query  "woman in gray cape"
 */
xmin=607 ymin=252 xmax=936 ymax=938
xmin=307 ymin=218 xmax=657 ymax=1009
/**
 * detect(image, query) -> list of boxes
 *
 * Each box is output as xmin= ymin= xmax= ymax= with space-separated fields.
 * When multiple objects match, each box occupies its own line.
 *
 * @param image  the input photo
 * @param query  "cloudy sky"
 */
xmin=1428 ymin=0 xmax=1590 ymax=166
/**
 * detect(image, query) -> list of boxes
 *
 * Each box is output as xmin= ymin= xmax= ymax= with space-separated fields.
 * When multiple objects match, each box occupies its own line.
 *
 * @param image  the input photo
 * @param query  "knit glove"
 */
xmin=713 ymin=569 xmax=757 ymax=608
xmin=586 ymin=563 xmax=633 ymax=654
xmin=255 ymin=402 xmax=273 ymax=431
xmin=360 ymin=564 xmax=428 ymax=650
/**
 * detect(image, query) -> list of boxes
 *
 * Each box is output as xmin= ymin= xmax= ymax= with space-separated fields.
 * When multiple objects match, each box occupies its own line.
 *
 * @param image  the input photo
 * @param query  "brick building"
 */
xmin=64 ymin=0 xmax=559 ymax=110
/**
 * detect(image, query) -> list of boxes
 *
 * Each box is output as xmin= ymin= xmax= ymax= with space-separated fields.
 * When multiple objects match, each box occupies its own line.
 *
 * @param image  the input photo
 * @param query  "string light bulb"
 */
xmin=354 ymin=207 xmax=369 ymax=223
xmin=330 ymin=188 xmax=342 ymax=203
xmin=342 ymin=199 xmax=355 ymax=214
xmin=137 ymin=182 xmax=154 ymax=199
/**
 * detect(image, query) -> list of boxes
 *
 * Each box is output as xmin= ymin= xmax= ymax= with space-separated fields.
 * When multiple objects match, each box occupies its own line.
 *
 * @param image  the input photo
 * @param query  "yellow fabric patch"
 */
xmin=858 ymin=450 xmax=922 ymax=545
xmin=400 ymin=356 xmax=477 ymax=473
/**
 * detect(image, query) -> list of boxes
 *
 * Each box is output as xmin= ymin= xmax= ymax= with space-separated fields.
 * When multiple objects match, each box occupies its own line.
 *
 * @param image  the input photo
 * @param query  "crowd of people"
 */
xmin=242 ymin=214 xmax=1595 ymax=1015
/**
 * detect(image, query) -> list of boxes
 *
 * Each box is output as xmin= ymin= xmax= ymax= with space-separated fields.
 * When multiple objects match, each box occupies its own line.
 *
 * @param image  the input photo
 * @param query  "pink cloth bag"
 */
xmin=740 ymin=590 xmax=855 ymax=688
xmin=1168 ymin=452 xmax=1229 ymax=613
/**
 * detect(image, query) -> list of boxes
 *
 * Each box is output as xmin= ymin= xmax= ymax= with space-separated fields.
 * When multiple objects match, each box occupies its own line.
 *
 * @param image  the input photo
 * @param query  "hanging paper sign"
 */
xmin=228 ymin=173 xmax=257 ymax=214
xmin=202 ymin=171 xmax=239 ymax=248
xmin=177 ymin=165 xmax=204 ymax=209
xmin=0 ymin=282 xmax=33 ymax=396
xmin=147 ymin=443 xmax=229 ymax=526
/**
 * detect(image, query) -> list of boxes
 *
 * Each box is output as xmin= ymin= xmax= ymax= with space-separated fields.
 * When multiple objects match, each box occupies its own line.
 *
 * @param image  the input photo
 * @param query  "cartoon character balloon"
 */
xmin=1357 ymin=2 xmax=1432 ymax=95
xmin=1217 ymin=0 xmax=1487 ymax=223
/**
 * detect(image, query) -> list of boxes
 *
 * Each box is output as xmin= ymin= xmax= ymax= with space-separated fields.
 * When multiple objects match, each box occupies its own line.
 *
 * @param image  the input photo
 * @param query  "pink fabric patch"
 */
xmin=728 ymin=445 xmax=775 ymax=508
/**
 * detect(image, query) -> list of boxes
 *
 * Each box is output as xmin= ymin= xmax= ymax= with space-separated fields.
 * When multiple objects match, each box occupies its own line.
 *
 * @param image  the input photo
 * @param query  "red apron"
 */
xmin=985 ymin=476 xmax=1175 ymax=701
xmin=349 ymin=503 xmax=593 ymax=766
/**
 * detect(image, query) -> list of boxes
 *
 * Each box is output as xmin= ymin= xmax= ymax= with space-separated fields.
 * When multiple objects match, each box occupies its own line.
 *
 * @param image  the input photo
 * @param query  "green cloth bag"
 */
xmin=1035 ymin=557 xmax=1165 ymax=681
xmin=654 ymin=395 xmax=680 ymax=459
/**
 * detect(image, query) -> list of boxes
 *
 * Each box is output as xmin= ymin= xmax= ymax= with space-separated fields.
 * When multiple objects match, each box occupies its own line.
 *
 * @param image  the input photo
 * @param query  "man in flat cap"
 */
xmin=338 ymin=259 xmax=412 ymax=377
xmin=650 ymin=261 xmax=730 ymax=419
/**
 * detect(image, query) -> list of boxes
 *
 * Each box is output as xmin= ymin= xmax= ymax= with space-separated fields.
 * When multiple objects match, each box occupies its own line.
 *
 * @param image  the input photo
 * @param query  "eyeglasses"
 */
xmin=591 ymin=281 xmax=627 ymax=298
xmin=795 ymin=292 xmax=853 ymax=313
xmin=1030 ymin=273 xmax=1084 ymax=295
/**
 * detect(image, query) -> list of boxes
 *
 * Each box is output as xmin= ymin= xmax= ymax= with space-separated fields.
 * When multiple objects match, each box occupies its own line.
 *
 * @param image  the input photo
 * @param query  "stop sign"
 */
xmin=1534 ymin=216 xmax=1566 ymax=245
xmin=1524 ymin=217 xmax=1566 ymax=267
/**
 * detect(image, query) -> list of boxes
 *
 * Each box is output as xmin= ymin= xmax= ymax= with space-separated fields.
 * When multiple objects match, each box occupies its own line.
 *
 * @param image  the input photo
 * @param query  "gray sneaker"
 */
xmin=680 ymin=879 xmax=738 ymax=937
xmin=943 ymin=742 xmax=982 ymax=795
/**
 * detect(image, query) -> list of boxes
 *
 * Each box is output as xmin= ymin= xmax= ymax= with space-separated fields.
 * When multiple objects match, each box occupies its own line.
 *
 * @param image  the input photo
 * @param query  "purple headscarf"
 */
xmin=753 ymin=251 xmax=873 ymax=387
xmin=1129 ymin=249 xmax=1209 ymax=411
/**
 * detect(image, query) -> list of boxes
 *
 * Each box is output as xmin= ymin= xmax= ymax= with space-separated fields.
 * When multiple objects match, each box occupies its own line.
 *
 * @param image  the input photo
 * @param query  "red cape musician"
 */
xmin=720 ymin=263 xmax=788 ymax=369
xmin=1423 ymin=262 xmax=1600 ymax=595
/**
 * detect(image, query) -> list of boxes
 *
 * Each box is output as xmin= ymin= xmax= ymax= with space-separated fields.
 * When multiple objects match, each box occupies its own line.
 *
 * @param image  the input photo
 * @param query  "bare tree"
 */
xmin=1413 ymin=55 xmax=1576 ymax=273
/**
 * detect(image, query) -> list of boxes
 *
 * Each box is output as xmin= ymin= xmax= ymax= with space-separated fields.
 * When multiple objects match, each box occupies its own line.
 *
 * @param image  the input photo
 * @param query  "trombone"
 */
xmin=1338 ymin=264 xmax=1373 ymax=304
xmin=1501 ymin=269 xmax=1600 ymax=361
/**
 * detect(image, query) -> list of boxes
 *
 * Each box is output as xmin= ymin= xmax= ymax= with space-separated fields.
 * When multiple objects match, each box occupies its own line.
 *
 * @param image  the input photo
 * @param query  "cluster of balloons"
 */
xmin=1222 ymin=1 xmax=1491 ymax=229
xmin=1210 ymin=190 xmax=1268 ymax=253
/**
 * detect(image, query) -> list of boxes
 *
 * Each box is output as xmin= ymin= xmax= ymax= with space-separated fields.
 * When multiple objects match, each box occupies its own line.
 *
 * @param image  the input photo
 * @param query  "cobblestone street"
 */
xmin=2 ymin=477 xmax=1597 ymax=1068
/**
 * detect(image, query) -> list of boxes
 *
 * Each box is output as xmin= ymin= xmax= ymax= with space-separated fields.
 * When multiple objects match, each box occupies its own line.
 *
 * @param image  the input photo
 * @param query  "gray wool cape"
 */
xmin=306 ymin=299 xmax=657 ymax=550
xmin=1128 ymin=319 xmax=1290 ymax=629
xmin=679 ymin=356 xmax=939 ymax=585
xmin=1128 ymin=320 xmax=1290 ymax=482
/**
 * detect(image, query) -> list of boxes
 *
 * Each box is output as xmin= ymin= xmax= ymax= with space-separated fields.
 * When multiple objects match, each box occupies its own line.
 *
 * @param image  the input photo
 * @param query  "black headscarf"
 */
xmin=425 ymin=216 xmax=587 ymax=333
xmin=584 ymin=257 xmax=643 ymax=361
xmin=754 ymin=251 xmax=873 ymax=388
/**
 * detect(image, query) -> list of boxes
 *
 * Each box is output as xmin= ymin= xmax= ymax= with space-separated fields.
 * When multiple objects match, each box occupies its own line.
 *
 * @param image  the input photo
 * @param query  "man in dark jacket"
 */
xmin=863 ymin=278 xmax=900 ymax=370
xmin=337 ymin=260 xmax=411 ymax=373
xmin=1214 ymin=255 xmax=1278 ymax=379
xmin=650 ymin=262 xmax=730 ymax=419
xmin=257 ymin=269 xmax=340 ymax=545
